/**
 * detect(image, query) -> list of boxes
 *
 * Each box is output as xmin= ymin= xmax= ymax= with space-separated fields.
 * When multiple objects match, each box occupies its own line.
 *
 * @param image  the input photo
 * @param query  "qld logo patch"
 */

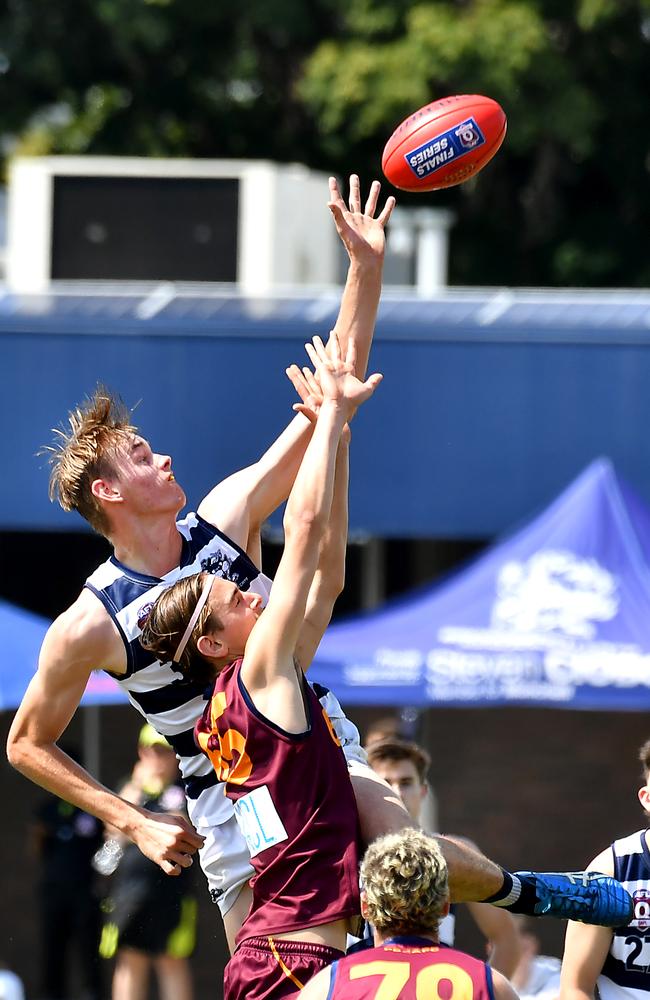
xmin=404 ymin=117 xmax=485 ymax=179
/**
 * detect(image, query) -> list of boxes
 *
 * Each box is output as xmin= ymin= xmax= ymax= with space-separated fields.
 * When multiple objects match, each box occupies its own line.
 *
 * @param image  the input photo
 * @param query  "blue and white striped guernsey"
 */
xmin=599 ymin=830 xmax=650 ymax=1000
xmin=84 ymin=511 xmax=272 ymax=824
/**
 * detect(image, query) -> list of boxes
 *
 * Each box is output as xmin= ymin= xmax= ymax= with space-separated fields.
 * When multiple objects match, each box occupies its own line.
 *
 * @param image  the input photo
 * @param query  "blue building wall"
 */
xmin=3 ymin=288 xmax=650 ymax=537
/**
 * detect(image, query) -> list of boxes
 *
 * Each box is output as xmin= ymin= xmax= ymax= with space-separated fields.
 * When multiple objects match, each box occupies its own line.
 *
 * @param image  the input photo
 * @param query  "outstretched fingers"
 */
xmin=364 ymin=180 xmax=381 ymax=218
xmin=306 ymin=334 xmax=335 ymax=369
xmin=364 ymin=372 xmax=383 ymax=394
xmin=328 ymin=175 xmax=342 ymax=203
xmin=301 ymin=366 xmax=321 ymax=398
xmin=287 ymin=364 xmax=322 ymax=421
xmin=348 ymin=173 xmax=361 ymax=213
xmin=377 ymin=194 xmax=397 ymax=227
xmin=286 ymin=364 xmax=311 ymax=400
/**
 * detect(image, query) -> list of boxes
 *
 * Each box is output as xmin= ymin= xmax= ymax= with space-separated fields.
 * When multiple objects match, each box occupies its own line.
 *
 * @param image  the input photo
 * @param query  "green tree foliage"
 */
xmin=0 ymin=1 xmax=339 ymax=161
xmin=2 ymin=0 xmax=650 ymax=286
xmin=300 ymin=0 xmax=650 ymax=286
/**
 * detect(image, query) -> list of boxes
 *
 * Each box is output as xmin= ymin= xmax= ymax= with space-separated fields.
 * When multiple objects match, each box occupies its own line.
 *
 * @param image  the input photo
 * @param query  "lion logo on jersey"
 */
xmin=490 ymin=550 xmax=619 ymax=639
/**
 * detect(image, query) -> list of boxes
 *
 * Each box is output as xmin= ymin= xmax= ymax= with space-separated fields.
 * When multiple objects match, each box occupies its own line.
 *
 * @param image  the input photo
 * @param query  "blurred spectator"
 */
xmin=364 ymin=716 xmax=438 ymax=827
xmin=98 ymin=724 xmax=196 ymax=1000
xmin=511 ymin=916 xmax=561 ymax=999
xmin=30 ymin=746 xmax=104 ymax=1000
xmin=364 ymin=716 xmax=402 ymax=747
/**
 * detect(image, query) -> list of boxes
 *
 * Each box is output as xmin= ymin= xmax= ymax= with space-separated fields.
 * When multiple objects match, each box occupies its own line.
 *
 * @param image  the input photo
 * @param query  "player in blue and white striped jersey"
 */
xmin=560 ymin=738 xmax=650 ymax=1000
xmin=7 ymin=174 xmax=398 ymax=952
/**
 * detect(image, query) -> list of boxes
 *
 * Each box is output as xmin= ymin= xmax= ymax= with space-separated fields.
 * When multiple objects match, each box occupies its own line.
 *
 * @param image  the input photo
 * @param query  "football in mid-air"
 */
xmin=381 ymin=94 xmax=507 ymax=192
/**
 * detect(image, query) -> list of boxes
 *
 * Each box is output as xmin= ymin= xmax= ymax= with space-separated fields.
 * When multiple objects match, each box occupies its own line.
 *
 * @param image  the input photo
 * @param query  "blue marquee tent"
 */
xmin=0 ymin=599 xmax=125 ymax=710
xmin=311 ymin=458 xmax=650 ymax=710
xmin=0 ymin=600 xmax=51 ymax=711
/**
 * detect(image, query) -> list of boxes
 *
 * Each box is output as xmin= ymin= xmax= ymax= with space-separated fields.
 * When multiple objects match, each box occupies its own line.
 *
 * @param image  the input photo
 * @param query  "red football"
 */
xmin=381 ymin=94 xmax=506 ymax=192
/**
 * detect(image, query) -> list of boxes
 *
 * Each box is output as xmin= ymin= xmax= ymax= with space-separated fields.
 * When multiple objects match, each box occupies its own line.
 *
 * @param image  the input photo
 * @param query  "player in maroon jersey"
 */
xmin=141 ymin=332 xmax=382 ymax=998
xmin=141 ymin=332 xmax=633 ymax=996
xmin=299 ymin=827 xmax=519 ymax=1000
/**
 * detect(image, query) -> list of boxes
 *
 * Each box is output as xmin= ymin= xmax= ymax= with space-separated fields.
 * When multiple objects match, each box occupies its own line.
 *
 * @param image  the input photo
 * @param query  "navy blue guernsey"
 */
xmin=599 ymin=830 xmax=650 ymax=1000
xmin=84 ymin=511 xmax=272 ymax=816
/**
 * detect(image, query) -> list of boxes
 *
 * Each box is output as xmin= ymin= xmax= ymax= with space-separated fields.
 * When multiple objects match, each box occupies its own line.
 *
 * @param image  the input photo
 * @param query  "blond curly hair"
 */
xmin=361 ymin=828 xmax=449 ymax=937
xmin=42 ymin=386 xmax=135 ymax=537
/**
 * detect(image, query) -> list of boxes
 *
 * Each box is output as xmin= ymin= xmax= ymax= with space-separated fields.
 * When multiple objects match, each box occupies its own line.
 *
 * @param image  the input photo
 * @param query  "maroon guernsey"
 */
xmin=195 ymin=658 xmax=360 ymax=947
xmin=327 ymin=938 xmax=496 ymax=1000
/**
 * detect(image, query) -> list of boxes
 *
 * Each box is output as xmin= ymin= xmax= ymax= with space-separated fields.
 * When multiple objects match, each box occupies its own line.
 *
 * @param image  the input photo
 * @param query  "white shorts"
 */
xmin=192 ymin=685 xmax=368 ymax=916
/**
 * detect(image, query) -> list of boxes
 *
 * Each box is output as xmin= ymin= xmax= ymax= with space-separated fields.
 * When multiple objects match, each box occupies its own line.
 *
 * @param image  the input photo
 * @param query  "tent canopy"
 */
xmin=0 ymin=599 xmax=125 ymax=710
xmin=311 ymin=458 xmax=650 ymax=710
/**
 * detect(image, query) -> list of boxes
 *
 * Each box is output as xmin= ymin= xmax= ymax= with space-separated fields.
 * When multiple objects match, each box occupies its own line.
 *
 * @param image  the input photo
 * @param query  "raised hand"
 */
xmin=328 ymin=174 xmax=396 ymax=265
xmin=287 ymin=346 xmax=353 ymax=443
xmin=286 ymin=360 xmax=323 ymax=425
xmin=305 ymin=334 xmax=382 ymax=420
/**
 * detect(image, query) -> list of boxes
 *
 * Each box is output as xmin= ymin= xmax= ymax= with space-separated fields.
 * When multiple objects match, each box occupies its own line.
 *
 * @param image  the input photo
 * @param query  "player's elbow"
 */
xmin=321 ymin=562 xmax=345 ymax=602
xmin=6 ymin=715 xmax=44 ymax=776
xmin=6 ymin=728 xmax=31 ymax=773
xmin=283 ymin=507 xmax=327 ymax=544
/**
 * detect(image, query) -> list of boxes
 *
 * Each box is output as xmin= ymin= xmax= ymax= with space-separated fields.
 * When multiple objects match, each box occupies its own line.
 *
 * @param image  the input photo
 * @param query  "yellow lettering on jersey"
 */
xmin=415 ymin=962 xmax=474 ymax=1000
xmin=348 ymin=959 xmax=475 ymax=1000
xmin=349 ymin=961 xmax=410 ymax=1000
xmin=322 ymin=707 xmax=341 ymax=747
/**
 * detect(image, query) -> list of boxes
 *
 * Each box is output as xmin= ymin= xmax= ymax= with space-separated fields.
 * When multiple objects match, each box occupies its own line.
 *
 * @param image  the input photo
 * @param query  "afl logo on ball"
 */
xmin=455 ymin=118 xmax=483 ymax=149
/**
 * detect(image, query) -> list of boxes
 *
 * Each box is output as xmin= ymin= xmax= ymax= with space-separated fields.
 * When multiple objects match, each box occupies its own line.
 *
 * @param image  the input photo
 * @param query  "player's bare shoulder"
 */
xmin=586 ymin=845 xmax=615 ymax=877
xmin=43 ymin=587 xmax=127 ymax=677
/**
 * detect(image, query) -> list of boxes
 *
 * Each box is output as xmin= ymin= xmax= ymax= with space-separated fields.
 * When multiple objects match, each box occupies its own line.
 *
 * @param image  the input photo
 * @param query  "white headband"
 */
xmin=172 ymin=574 xmax=214 ymax=664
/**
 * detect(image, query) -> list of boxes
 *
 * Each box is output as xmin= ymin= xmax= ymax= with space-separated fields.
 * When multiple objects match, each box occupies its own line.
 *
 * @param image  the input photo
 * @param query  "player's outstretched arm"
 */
xmin=327 ymin=174 xmax=395 ymax=380
xmin=6 ymin=600 xmax=203 ymax=876
xmin=197 ymin=175 xmax=393 ymax=553
xmin=241 ymin=336 xmax=381 ymax=701
xmin=559 ymin=848 xmax=615 ymax=1000
xmin=293 ymin=431 xmax=349 ymax=672
xmin=286 ymin=362 xmax=350 ymax=672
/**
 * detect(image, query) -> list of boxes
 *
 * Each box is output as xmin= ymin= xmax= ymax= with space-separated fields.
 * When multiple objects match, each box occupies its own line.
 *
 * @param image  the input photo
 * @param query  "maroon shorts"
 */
xmin=224 ymin=935 xmax=343 ymax=1000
